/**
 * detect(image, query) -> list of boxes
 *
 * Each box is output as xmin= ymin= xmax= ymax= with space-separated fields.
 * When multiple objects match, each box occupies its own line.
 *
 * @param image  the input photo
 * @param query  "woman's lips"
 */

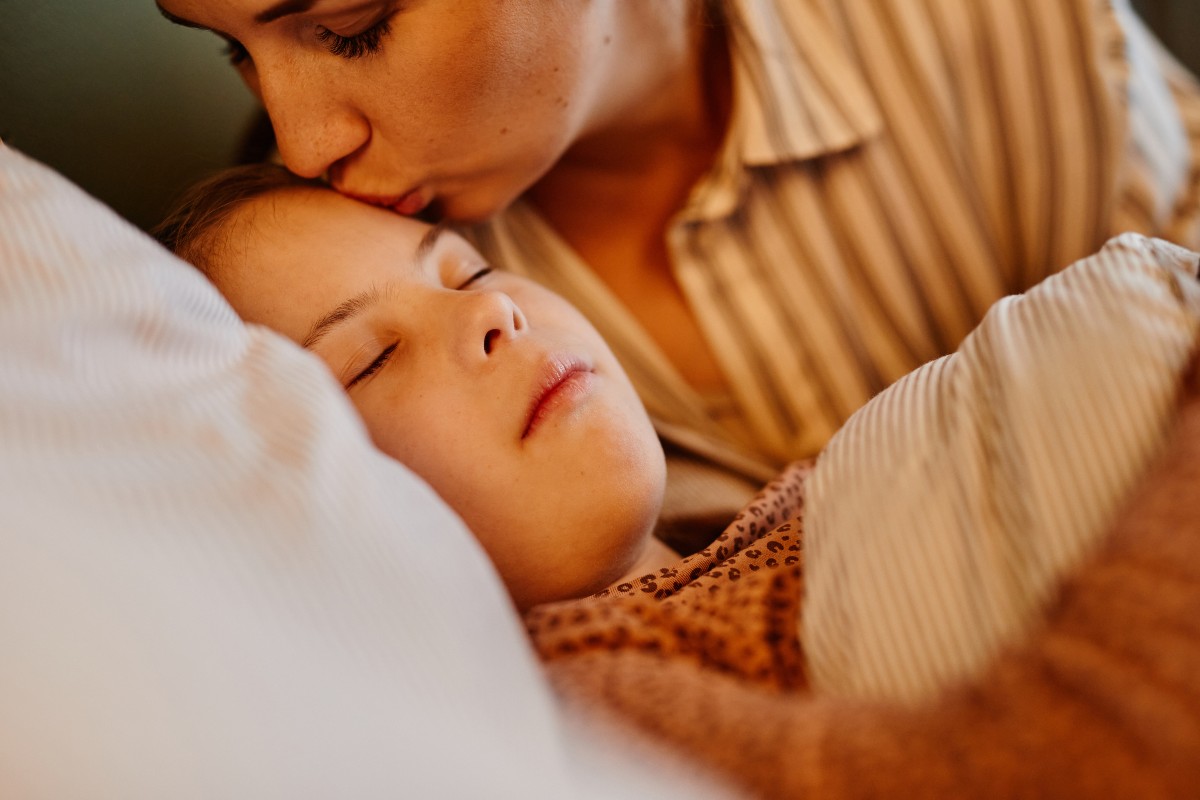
xmin=389 ymin=190 xmax=429 ymax=217
xmin=523 ymin=357 xmax=595 ymax=440
xmin=340 ymin=188 xmax=429 ymax=217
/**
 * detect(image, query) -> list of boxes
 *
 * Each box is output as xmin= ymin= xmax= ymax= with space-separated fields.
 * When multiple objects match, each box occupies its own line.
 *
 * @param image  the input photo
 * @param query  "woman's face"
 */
xmin=157 ymin=0 xmax=602 ymax=221
xmin=214 ymin=188 xmax=666 ymax=610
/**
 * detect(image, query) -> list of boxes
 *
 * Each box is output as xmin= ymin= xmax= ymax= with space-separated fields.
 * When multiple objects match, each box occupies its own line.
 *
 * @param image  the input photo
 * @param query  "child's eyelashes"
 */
xmin=457 ymin=267 xmax=494 ymax=290
xmin=343 ymin=266 xmax=493 ymax=390
xmin=347 ymin=342 xmax=397 ymax=390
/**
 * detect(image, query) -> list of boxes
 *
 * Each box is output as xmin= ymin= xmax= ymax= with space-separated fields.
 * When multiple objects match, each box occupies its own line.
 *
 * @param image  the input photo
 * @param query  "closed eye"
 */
xmin=347 ymin=342 xmax=397 ymax=390
xmin=457 ymin=267 xmax=493 ymax=289
xmin=317 ymin=12 xmax=394 ymax=59
xmin=343 ymin=268 xmax=490 ymax=389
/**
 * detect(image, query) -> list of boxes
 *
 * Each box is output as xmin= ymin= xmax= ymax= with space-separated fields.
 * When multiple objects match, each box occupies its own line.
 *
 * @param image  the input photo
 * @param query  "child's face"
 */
xmin=214 ymin=188 xmax=665 ymax=610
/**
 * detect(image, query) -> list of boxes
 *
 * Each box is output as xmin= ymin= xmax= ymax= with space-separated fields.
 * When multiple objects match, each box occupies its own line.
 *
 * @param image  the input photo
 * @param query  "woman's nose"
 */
xmin=458 ymin=290 xmax=527 ymax=361
xmin=253 ymin=57 xmax=370 ymax=179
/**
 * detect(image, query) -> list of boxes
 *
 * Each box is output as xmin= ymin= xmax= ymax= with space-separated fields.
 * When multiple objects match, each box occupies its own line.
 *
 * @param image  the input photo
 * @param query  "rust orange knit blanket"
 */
xmin=526 ymin=384 xmax=1200 ymax=798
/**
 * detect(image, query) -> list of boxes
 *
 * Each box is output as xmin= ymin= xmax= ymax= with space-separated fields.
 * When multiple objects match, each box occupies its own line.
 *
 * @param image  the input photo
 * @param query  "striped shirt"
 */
xmin=805 ymin=233 xmax=1200 ymax=702
xmin=467 ymin=0 xmax=1200 ymax=533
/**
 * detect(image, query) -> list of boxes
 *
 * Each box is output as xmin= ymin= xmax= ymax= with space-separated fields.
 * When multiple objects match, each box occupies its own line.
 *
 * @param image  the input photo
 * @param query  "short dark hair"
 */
xmin=153 ymin=164 xmax=323 ymax=278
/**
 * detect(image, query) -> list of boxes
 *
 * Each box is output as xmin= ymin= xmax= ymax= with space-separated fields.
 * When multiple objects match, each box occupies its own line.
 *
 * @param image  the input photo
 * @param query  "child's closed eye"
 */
xmin=347 ymin=342 xmax=398 ymax=390
xmin=345 ymin=268 xmax=493 ymax=390
xmin=457 ymin=267 xmax=493 ymax=289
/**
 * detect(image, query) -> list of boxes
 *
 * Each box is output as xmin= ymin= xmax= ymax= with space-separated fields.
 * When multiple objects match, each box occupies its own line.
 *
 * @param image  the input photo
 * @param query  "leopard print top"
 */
xmin=525 ymin=460 xmax=812 ymax=692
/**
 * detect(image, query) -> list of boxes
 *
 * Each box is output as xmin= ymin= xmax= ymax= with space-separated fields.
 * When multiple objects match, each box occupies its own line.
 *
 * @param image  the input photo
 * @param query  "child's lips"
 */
xmin=522 ymin=356 xmax=595 ymax=440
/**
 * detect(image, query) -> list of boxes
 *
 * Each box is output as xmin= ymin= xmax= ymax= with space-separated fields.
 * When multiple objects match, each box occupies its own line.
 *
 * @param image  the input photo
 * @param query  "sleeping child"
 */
xmin=157 ymin=165 xmax=676 ymax=611
xmin=156 ymin=164 xmax=1200 ymax=797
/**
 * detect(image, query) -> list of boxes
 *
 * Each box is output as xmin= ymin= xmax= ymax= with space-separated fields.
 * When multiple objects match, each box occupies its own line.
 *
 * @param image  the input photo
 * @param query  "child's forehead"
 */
xmin=235 ymin=190 xmax=466 ymax=281
xmin=235 ymin=186 xmax=419 ymax=240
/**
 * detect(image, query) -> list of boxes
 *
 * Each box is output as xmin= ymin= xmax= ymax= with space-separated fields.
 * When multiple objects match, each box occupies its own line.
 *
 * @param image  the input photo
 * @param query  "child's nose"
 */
xmin=463 ymin=291 xmax=526 ymax=359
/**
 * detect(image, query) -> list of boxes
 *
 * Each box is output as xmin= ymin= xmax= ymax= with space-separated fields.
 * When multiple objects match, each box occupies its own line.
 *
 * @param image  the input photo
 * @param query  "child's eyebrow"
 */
xmin=414 ymin=221 xmax=450 ymax=262
xmin=301 ymin=286 xmax=384 ymax=349
xmin=300 ymin=224 xmax=449 ymax=349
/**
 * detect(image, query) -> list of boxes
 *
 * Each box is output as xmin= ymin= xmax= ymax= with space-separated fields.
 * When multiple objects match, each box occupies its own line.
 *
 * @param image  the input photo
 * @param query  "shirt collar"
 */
xmin=724 ymin=0 xmax=882 ymax=166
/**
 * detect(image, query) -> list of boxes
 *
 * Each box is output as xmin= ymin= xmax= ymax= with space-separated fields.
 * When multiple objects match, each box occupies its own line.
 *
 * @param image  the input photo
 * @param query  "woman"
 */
xmin=155 ymin=0 xmax=1200 ymax=542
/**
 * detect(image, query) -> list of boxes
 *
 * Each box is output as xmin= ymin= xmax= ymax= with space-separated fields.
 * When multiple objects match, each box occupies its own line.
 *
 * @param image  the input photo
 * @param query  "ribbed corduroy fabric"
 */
xmin=806 ymin=233 xmax=1200 ymax=703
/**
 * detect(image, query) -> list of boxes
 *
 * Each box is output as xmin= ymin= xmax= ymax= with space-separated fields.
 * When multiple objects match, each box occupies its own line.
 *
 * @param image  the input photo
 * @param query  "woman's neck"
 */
xmin=523 ymin=3 xmax=735 ymax=392
xmin=527 ymin=1 xmax=731 ymax=218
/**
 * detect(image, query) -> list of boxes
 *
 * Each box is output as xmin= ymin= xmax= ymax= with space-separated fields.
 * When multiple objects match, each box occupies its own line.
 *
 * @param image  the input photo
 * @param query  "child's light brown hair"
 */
xmin=153 ymin=164 xmax=322 ymax=279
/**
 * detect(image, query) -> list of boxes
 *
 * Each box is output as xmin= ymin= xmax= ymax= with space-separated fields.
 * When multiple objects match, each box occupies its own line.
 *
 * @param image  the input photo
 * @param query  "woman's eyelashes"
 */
xmin=347 ymin=342 xmax=398 ymax=390
xmin=316 ymin=12 xmax=395 ymax=59
xmin=219 ymin=9 xmax=396 ymax=66
xmin=223 ymin=37 xmax=250 ymax=66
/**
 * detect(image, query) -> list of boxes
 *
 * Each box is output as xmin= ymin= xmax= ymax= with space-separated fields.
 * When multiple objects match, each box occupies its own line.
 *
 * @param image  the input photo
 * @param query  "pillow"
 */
xmin=805 ymin=233 xmax=1200 ymax=703
xmin=0 ymin=143 xmax=694 ymax=798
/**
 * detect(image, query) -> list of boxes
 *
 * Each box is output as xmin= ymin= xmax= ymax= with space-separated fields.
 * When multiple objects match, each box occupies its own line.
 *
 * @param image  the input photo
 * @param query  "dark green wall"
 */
xmin=1 ymin=2 xmax=258 ymax=231
xmin=1132 ymin=0 xmax=1200 ymax=75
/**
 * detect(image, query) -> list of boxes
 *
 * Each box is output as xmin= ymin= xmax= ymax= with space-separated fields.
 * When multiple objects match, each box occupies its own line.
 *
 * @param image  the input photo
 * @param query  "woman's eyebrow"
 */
xmin=156 ymin=3 xmax=208 ymax=30
xmin=255 ymin=0 xmax=318 ymax=24
xmin=155 ymin=0 xmax=320 ymax=29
